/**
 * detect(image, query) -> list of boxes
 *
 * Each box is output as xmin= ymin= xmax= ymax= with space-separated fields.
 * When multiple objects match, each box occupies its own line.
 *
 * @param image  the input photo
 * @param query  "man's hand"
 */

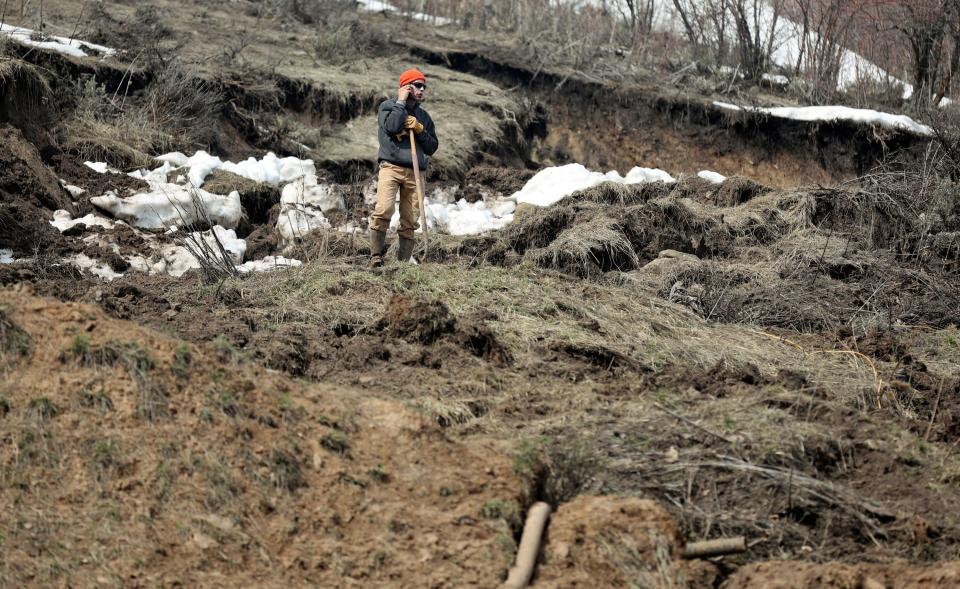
xmin=398 ymin=84 xmax=412 ymax=103
xmin=405 ymin=115 xmax=425 ymax=134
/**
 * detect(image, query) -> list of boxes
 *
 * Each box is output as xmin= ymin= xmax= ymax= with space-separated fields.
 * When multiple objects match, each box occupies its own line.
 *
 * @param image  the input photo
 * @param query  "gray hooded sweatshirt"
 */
xmin=377 ymin=98 xmax=439 ymax=170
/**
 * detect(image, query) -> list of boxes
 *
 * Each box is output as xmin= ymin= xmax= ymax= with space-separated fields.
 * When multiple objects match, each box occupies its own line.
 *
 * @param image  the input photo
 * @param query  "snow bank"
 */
xmin=0 ymin=22 xmax=116 ymax=58
xmin=513 ymin=163 xmax=675 ymax=207
xmin=149 ymin=151 xmax=317 ymax=188
xmin=273 ymin=167 xmax=346 ymax=245
xmin=277 ymin=208 xmax=331 ymax=244
xmin=90 ymin=186 xmax=242 ymax=230
xmin=698 ymin=170 xmax=727 ymax=184
xmin=423 ymin=198 xmax=517 ymax=236
xmin=50 ymin=210 xmax=115 ymax=232
xmin=714 ymin=101 xmax=933 ymax=136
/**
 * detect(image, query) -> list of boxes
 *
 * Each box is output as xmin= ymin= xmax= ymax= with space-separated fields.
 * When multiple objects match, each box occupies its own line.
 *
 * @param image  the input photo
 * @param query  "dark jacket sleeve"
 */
xmin=419 ymin=111 xmax=439 ymax=156
xmin=380 ymin=99 xmax=408 ymax=135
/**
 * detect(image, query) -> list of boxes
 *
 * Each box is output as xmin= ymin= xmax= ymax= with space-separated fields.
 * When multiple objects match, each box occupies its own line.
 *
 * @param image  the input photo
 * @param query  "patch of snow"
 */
xmin=276 ymin=208 xmax=331 ymax=244
xmin=513 ymin=163 xmax=675 ymax=207
xmin=84 ymin=161 xmax=112 ymax=174
xmin=356 ymin=0 xmax=455 ymax=25
xmin=281 ymin=180 xmax=345 ymax=214
xmin=761 ymin=73 xmax=789 ymax=86
xmin=384 ymin=195 xmax=518 ymax=237
xmin=274 ymin=170 xmax=346 ymax=244
xmin=0 ymin=249 xmax=14 ymax=264
xmin=70 ymin=253 xmax=123 ymax=281
xmin=427 ymin=198 xmax=516 ymax=236
xmin=430 ymin=185 xmax=459 ymax=204
xmin=65 ymin=184 xmax=87 ymax=197
xmin=0 ymin=22 xmax=116 ymax=58
xmin=698 ymin=170 xmax=727 ymax=184
xmin=150 ymin=150 xmax=316 ymax=188
xmin=714 ymin=101 xmax=932 ymax=136
xmin=238 ymin=256 xmax=303 ymax=273
xmin=184 ymin=151 xmax=224 ymax=187
xmin=149 ymin=226 xmax=245 ymax=278
xmin=221 ymin=152 xmax=316 ymax=186
xmin=155 ymin=152 xmax=189 ymax=167
xmin=90 ymin=186 xmax=242 ymax=230
xmin=50 ymin=210 xmax=115 ymax=232
xmin=129 ymin=160 xmax=177 ymax=185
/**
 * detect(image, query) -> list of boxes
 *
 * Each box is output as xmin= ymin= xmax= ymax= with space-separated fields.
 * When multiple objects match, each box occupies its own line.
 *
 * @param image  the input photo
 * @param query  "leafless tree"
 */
xmin=790 ymin=0 xmax=857 ymax=102
xmin=865 ymin=0 xmax=960 ymax=107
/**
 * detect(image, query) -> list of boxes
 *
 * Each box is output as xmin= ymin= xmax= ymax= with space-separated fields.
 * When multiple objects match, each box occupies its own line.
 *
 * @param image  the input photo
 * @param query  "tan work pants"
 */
xmin=370 ymin=162 xmax=419 ymax=240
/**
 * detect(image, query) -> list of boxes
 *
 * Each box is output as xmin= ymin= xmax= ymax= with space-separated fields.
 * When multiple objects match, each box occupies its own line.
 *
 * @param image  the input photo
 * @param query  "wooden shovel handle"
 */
xmin=408 ymin=128 xmax=429 ymax=260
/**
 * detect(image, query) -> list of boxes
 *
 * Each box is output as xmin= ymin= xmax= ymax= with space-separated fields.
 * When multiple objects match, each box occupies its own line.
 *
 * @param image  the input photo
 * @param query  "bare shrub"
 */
xmin=139 ymin=64 xmax=223 ymax=148
xmin=246 ymin=0 xmax=356 ymax=23
xmin=61 ymin=62 xmax=222 ymax=166
xmin=0 ymin=55 xmax=52 ymax=121
xmin=313 ymin=12 xmax=391 ymax=64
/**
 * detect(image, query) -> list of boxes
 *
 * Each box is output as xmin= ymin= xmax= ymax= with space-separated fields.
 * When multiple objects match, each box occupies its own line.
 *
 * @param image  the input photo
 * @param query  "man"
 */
xmin=369 ymin=68 xmax=439 ymax=267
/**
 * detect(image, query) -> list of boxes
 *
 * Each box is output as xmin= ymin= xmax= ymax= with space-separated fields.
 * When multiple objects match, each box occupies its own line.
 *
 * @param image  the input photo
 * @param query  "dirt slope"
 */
xmin=0 ymin=288 xmax=527 ymax=587
xmin=0 ymin=126 xmax=72 ymax=254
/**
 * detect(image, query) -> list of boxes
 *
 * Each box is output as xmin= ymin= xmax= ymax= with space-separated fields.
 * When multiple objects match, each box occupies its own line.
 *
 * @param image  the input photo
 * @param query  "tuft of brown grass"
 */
xmin=60 ymin=63 xmax=222 ymax=167
xmin=0 ymin=306 xmax=31 ymax=367
xmin=0 ymin=56 xmax=53 ymax=122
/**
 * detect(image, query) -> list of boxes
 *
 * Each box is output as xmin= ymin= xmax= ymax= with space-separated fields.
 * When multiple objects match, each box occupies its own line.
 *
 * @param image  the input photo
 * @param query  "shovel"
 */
xmin=408 ymin=128 xmax=429 ymax=261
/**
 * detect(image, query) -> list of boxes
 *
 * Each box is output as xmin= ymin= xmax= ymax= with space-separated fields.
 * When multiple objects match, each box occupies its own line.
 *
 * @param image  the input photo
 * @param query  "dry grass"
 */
xmin=0 ymin=55 xmax=53 ymax=121
xmin=0 ymin=306 xmax=31 ymax=367
xmin=59 ymin=63 xmax=222 ymax=167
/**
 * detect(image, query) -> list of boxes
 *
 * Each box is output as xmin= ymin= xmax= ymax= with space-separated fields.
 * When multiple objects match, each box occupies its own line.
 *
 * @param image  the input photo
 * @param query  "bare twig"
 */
xmin=653 ymin=402 xmax=736 ymax=445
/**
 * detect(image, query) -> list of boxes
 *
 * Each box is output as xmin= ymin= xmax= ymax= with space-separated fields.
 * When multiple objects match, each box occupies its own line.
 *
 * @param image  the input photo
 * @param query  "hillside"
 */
xmin=2 ymin=1 xmax=960 ymax=587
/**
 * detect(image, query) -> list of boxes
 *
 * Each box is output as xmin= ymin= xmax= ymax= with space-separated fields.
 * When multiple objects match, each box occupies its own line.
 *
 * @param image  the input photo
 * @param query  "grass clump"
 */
xmin=172 ymin=343 xmax=192 ymax=380
xmin=0 ymin=307 xmax=31 ymax=366
xmin=479 ymin=499 xmax=523 ymax=535
xmin=270 ymin=447 xmax=307 ymax=492
xmin=28 ymin=398 xmax=60 ymax=422
xmin=367 ymin=463 xmax=390 ymax=483
xmin=320 ymin=431 xmax=350 ymax=455
xmin=63 ymin=339 xmax=168 ymax=421
xmin=90 ymin=439 xmax=120 ymax=471
xmin=77 ymin=389 xmax=114 ymax=412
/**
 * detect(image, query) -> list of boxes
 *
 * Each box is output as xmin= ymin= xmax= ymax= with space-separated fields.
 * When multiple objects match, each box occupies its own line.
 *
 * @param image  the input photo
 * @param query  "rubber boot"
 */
xmin=369 ymin=229 xmax=387 ymax=268
xmin=397 ymin=236 xmax=415 ymax=263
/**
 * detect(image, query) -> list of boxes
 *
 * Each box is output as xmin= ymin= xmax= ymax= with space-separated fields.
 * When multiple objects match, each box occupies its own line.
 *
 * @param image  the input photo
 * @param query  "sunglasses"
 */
xmin=411 ymin=82 xmax=426 ymax=90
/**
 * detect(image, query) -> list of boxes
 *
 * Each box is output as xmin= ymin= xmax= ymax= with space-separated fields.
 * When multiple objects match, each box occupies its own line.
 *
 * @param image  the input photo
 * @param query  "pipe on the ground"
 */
xmin=682 ymin=536 xmax=746 ymax=559
xmin=500 ymin=501 xmax=552 ymax=589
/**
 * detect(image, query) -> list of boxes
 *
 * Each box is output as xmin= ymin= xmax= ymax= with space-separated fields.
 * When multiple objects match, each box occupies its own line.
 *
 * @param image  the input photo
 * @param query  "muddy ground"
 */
xmin=2 ymin=1 xmax=960 ymax=587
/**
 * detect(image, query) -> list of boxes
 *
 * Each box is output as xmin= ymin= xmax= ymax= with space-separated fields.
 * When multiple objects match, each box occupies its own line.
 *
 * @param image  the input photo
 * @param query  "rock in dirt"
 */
xmin=0 ymin=125 xmax=73 ymax=253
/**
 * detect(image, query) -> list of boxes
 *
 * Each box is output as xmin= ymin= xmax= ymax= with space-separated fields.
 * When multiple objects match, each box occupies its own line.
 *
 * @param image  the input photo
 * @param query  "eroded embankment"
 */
xmin=393 ymin=29 xmax=926 ymax=186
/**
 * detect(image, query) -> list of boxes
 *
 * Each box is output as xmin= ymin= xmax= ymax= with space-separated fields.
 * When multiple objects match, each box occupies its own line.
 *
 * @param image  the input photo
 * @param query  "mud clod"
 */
xmin=380 ymin=295 xmax=456 ymax=345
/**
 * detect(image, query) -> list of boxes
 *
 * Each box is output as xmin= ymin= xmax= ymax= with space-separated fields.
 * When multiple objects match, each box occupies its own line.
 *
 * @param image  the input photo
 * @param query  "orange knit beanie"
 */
xmin=399 ymin=68 xmax=426 ymax=88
